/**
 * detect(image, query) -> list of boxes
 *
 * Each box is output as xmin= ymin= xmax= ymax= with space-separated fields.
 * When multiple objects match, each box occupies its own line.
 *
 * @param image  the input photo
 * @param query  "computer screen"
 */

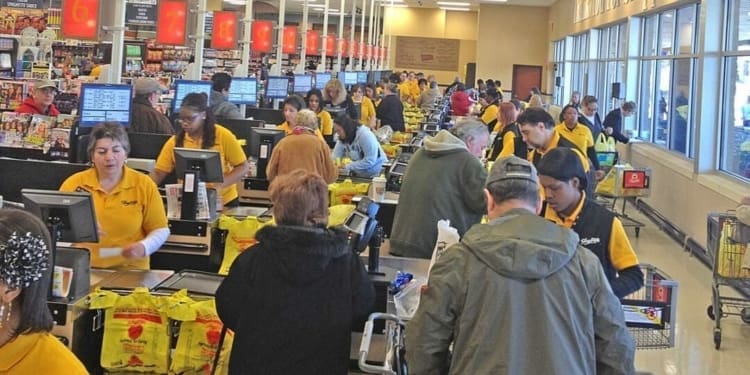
xmin=249 ymin=127 xmax=285 ymax=180
xmin=173 ymin=80 xmax=212 ymax=112
xmin=228 ymin=77 xmax=258 ymax=105
xmin=128 ymin=132 xmax=172 ymax=160
xmin=315 ymin=72 xmax=331 ymax=89
xmin=125 ymin=44 xmax=142 ymax=58
xmin=597 ymin=151 xmax=618 ymax=168
xmin=265 ymin=76 xmax=291 ymax=99
xmin=342 ymin=71 xmax=358 ymax=86
xmin=293 ymin=74 xmax=313 ymax=94
xmin=78 ymin=83 xmax=133 ymax=127
xmin=356 ymin=71 xmax=368 ymax=85
xmin=371 ymin=70 xmax=382 ymax=83
xmin=174 ymin=147 xmax=224 ymax=183
xmin=21 ymin=189 xmax=99 ymax=243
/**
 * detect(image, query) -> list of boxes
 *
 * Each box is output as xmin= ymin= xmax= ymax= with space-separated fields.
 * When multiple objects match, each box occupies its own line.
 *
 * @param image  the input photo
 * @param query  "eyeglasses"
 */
xmin=177 ymin=113 xmax=201 ymax=123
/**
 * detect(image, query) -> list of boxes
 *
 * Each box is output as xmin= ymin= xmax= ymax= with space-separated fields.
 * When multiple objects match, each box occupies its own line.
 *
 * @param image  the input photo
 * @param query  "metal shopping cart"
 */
xmin=358 ymin=313 xmax=407 ymax=375
xmin=705 ymin=213 xmax=750 ymax=349
xmin=595 ymin=165 xmax=652 ymax=237
xmin=621 ymin=263 xmax=679 ymax=349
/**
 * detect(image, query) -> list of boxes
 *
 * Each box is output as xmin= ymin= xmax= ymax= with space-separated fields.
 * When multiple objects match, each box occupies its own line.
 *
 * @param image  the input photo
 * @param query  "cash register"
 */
xmin=238 ymin=127 xmax=285 ymax=205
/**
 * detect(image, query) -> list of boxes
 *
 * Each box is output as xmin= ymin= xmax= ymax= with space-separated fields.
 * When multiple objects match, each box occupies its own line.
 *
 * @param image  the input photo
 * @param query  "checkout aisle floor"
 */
xmin=350 ymin=204 xmax=750 ymax=374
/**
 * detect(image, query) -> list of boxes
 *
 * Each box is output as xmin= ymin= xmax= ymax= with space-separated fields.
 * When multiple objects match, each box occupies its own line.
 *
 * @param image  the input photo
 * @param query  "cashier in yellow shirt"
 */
xmin=150 ymin=92 xmax=249 ymax=207
xmin=60 ymin=123 xmax=169 ymax=270
xmin=554 ymin=104 xmax=602 ymax=173
xmin=304 ymin=89 xmax=334 ymax=143
xmin=276 ymin=94 xmax=325 ymax=142
xmin=480 ymin=89 xmax=501 ymax=132
xmin=537 ymin=147 xmax=643 ymax=298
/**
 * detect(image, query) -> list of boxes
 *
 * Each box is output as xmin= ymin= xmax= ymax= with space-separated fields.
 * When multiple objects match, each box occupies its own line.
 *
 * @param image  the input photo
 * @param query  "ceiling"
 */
xmin=223 ymin=0 xmax=557 ymax=14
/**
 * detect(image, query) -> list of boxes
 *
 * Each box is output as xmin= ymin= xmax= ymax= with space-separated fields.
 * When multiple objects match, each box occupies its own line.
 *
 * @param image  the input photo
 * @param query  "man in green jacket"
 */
xmin=406 ymin=156 xmax=635 ymax=375
xmin=389 ymin=120 xmax=489 ymax=259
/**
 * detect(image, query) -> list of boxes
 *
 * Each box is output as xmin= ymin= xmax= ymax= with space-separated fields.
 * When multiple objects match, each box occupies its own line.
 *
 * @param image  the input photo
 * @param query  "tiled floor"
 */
xmin=625 ymin=207 xmax=750 ymax=375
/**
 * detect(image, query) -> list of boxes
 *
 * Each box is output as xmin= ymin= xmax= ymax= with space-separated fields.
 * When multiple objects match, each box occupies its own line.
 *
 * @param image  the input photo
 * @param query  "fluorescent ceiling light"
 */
xmin=437 ymin=1 xmax=470 ymax=6
xmin=439 ymin=6 xmax=471 ymax=11
xmin=380 ymin=3 xmax=408 ymax=7
xmin=378 ymin=0 xmax=404 ymax=3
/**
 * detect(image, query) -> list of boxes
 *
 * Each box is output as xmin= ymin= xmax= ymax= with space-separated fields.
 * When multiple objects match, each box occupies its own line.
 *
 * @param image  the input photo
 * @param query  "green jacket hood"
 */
xmin=461 ymin=209 xmax=579 ymax=279
xmin=423 ymin=129 xmax=468 ymax=154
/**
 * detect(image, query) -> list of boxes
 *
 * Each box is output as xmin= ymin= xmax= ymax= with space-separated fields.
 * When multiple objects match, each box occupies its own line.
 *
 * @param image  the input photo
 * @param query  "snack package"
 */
xmin=88 ymin=287 xmax=171 ymax=373
xmin=217 ymin=215 xmax=271 ymax=275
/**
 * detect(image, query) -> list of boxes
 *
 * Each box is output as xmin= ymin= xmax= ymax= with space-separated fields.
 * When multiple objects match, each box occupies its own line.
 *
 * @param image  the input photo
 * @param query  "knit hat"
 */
xmin=134 ymin=78 xmax=165 ymax=95
xmin=536 ymin=147 xmax=588 ymax=190
xmin=486 ymin=156 xmax=538 ymax=187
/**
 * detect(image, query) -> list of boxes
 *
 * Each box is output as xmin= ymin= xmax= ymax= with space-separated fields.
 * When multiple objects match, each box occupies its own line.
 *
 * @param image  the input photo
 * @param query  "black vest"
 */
xmin=488 ymin=122 xmax=527 ymax=160
xmin=571 ymin=198 xmax=616 ymax=281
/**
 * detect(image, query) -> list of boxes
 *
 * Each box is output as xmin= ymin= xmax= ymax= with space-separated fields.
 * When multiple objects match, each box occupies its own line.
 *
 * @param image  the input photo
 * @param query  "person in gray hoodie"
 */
xmin=406 ymin=156 xmax=635 ymax=375
xmin=209 ymin=72 xmax=243 ymax=120
xmin=389 ymin=120 xmax=489 ymax=259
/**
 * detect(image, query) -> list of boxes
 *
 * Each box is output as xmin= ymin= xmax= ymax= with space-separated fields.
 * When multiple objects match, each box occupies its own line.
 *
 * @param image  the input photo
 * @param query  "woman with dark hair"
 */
xmin=351 ymin=84 xmax=377 ymax=129
xmin=61 ymin=122 xmax=168 ymax=270
xmin=305 ymin=88 xmax=334 ymax=142
xmin=333 ymin=115 xmax=387 ymax=178
xmin=450 ymin=83 xmax=471 ymax=116
xmin=151 ymin=92 xmax=249 ymax=208
xmin=375 ymin=82 xmax=405 ymax=132
xmin=277 ymin=94 xmax=324 ymax=141
xmin=216 ymin=169 xmax=375 ymax=374
xmin=0 ymin=209 xmax=88 ymax=373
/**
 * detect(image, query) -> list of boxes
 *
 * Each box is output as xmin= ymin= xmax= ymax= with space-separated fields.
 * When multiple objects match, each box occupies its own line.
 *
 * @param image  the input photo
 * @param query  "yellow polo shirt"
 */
xmin=60 ymin=167 xmax=168 ymax=269
xmin=0 ymin=332 xmax=88 ymax=374
xmin=555 ymin=122 xmax=594 ymax=154
xmin=317 ymin=110 xmax=334 ymax=137
xmin=360 ymin=96 xmax=376 ymax=125
xmin=276 ymin=121 xmax=325 ymax=141
xmin=495 ymin=128 xmax=517 ymax=160
xmin=154 ymin=125 xmax=247 ymax=205
xmin=481 ymin=104 xmax=499 ymax=127
xmin=528 ymin=130 xmax=590 ymax=171
xmin=543 ymin=192 xmax=639 ymax=271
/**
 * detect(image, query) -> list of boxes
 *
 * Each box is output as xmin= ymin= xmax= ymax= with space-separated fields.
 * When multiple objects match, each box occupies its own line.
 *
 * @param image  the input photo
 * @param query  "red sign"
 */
xmin=305 ymin=30 xmax=320 ymax=55
xmin=325 ymin=34 xmax=336 ymax=57
xmin=212 ymin=12 xmax=238 ymax=50
xmin=282 ymin=26 xmax=298 ymax=54
xmin=366 ymin=44 xmax=373 ymax=59
xmin=252 ymin=21 xmax=273 ymax=53
xmin=156 ymin=0 xmax=187 ymax=46
xmin=339 ymin=38 xmax=347 ymax=57
xmin=349 ymin=40 xmax=357 ymax=57
xmin=62 ymin=0 xmax=100 ymax=40
xmin=623 ymin=170 xmax=648 ymax=189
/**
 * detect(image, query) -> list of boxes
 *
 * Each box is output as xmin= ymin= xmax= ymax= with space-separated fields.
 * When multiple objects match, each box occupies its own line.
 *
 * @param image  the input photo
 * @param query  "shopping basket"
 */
xmin=621 ymin=263 xmax=679 ymax=349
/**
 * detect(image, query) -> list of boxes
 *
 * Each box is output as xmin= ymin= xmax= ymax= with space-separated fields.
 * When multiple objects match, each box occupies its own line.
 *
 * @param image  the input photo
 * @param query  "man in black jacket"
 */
xmin=537 ymin=147 xmax=644 ymax=298
xmin=603 ymin=100 xmax=636 ymax=144
xmin=130 ymin=78 xmax=174 ymax=134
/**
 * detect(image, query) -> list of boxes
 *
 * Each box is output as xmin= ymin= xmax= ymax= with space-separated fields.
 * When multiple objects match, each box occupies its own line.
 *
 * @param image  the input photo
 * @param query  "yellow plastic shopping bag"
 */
xmin=218 ymin=215 xmax=271 ymax=275
xmin=168 ymin=294 xmax=233 ymax=375
xmin=89 ymin=287 xmax=171 ymax=373
xmin=328 ymin=179 xmax=369 ymax=205
xmin=595 ymin=133 xmax=616 ymax=152
xmin=328 ymin=204 xmax=356 ymax=227
xmin=718 ymin=221 xmax=747 ymax=278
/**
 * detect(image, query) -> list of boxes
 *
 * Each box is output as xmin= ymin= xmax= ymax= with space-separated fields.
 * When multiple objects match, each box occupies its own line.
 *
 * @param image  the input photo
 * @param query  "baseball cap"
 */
xmin=134 ymin=78 xmax=165 ymax=95
xmin=486 ymin=156 xmax=538 ymax=186
xmin=34 ymin=79 xmax=58 ymax=91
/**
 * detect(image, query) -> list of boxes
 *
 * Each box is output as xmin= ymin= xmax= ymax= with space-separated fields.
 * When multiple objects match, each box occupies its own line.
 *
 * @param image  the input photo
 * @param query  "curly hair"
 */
xmin=176 ymin=92 xmax=216 ymax=149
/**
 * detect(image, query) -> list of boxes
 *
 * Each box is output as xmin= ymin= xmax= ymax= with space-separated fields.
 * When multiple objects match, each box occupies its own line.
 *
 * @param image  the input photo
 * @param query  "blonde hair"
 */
xmin=295 ymin=109 xmax=319 ymax=131
xmin=323 ymin=78 xmax=347 ymax=105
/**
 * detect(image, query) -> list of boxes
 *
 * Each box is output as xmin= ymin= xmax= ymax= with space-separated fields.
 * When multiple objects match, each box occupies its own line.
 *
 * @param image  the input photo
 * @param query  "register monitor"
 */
xmin=174 ymin=148 xmax=223 ymax=221
xmin=21 ymin=189 xmax=99 ymax=244
xmin=249 ymin=127 xmax=284 ymax=180
xmin=172 ymin=80 xmax=212 ymax=113
xmin=342 ymin=71 xmax=358 ymax=87
xmin=597 ymin=151 xmax=618 ymax=169
xmin=315 ymin=72 xmax=331 ymax=89
xmin=78 ymin=83 xmax=133 ymax=127
xmin=293 ymin=74 xmax=313 ymax=94
xmin=228 ymin=77 xmax=258 ymax=105
xmin=265 ymin=76 xmax=291 ymax=100
xmin=356 ymin=71 xmax=368 ymax=85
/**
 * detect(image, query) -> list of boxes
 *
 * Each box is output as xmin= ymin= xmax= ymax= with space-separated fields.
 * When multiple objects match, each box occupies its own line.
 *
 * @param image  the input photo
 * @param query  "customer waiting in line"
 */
xmin=416 ymin=80 xmax=441 ymax=112
xmin=277 ymin=94 xmax=325 ymax=141
xmin=305 ymin=88 xmax=334 ymax=142
xmin=487 ymin=102 xmax=528 ymax=161
xmin=376 ymin=82 xmax=405 ymax=132
xmin=528 ymin=86 xmax=544 ymax=109
xmin=322 ymin=78 xmax=359 ymax=121
xmin=538 ymin=147 xmax=644 ymax=298
xmin=351 ymin=83 xmax=377 ymax=129
xmin=450 ymin=83 xmax=471 ymax=116
xmin=61 ymin=123 xmax=169 ymax=270
xmin=406 ymin=156 xmax=635 ymax=375
xmin=389 ymin=120 xmax=489 ymax=259
xmin=15 ymin=79 xmax=60 ymax=116
xmin=332 ymin=115 xmax=387 ymax=178
xmin=555 ymin=104 xmax=601 ymax=171
xmin=209 ymin=72 xmax=243 ymax=120
xmin=150 ymin=93 xmax=249 ymax=208
xmin=130 ymin=78 xmax=174 ymax=134
xmin=266 ymin=109 xmax=336 ymax=184
xmin=578 ymin=94 xmax=604 ymax=140
xmin=216 ymin=169 xmax=375 ymax=375
xmin=0 ymin=209 xmax=88 ymax=374
xmin=603 ymin=100 xmax=636 ymax=144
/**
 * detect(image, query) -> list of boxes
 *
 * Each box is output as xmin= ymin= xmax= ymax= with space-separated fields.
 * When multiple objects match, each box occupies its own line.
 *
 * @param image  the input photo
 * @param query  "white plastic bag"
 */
xmin=393 ymin=278 xmax=424 ymax=319
xmin=428 ymin=220 xmax=461 ymax=276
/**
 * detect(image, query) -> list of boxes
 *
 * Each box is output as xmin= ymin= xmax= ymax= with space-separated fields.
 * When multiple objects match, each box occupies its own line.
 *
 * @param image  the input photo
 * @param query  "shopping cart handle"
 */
xmin=358 ymin=313 xmax=403 ymax=375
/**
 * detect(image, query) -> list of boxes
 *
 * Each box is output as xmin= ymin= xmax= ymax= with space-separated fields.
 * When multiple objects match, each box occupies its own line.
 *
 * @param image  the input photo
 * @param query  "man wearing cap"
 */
xmin=210 ymin=72 xmax=243 ymax=120
xmin=130 ymin=78 xmax=174 ymax=134
xmin=15 ymin=79 xmax=60 ymax=116
xmin=537 ymin=147 xmax=643 ymax=298
xmin=406 ymin=155 xmax=635 ymax=375
xmin=389 ymin=120 xmax=488 ymax=259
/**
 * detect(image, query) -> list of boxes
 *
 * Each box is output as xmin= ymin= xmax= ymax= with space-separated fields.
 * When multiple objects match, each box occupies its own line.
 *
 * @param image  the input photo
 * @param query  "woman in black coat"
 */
xmin=215 ymin=169 xmax=375 ymax=375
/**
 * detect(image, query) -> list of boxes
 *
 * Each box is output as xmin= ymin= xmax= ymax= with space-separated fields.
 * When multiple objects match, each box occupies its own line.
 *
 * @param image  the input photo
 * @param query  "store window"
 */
xmin=636 ymin=4 xmax=698 ymax=157
xmin=566 ymin=32 xmax=590 ymax=105
xmin=593 ymin=23 xmax=626 ymax=114
xmin=552 ymin=39 xmax=566 ymax=106
xmin=719 ymin=0 xmax=750 ymax=179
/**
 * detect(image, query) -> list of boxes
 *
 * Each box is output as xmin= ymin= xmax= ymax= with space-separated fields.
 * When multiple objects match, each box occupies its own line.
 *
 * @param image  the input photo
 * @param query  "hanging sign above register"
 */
xmin=125 ymin=0 xmax=157 ymax=27
xmin=0 ymin=0 xmax=42 ymax=9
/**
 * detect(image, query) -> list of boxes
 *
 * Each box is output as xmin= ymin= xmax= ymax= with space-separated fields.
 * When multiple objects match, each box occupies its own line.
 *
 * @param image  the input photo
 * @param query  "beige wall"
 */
xmin=476 ymin=4 xmax=549 ymax=95
xmin=383 ymin=8 xmax=477 ymax=84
